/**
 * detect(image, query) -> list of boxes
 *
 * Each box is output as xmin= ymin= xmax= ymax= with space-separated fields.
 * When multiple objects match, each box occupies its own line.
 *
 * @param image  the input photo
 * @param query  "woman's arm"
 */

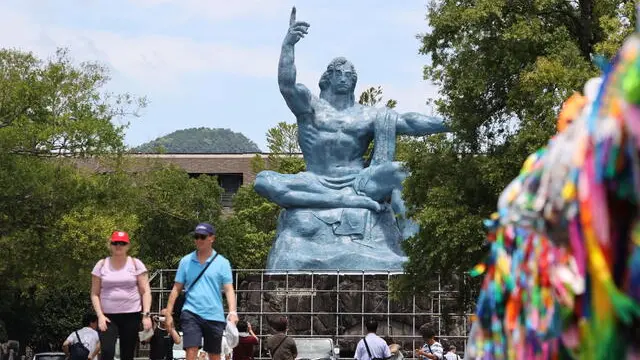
xmin=90 ymin=275 xmax=104 ymax=317
xmin=137 ymin=271 xmax=152 ymax=314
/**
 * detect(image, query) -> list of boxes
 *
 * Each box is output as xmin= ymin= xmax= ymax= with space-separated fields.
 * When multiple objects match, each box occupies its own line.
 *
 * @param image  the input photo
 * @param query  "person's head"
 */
xmin=109 ymin=231 xmax=130 ymax=256
xmin=319 ymin=57 xmax=357 ymax=101
xmin=272 ymin=316 xmax=288 ymax=333
xmin=237 ymin=319 xmax=248 ymax=333
xmin=83 ymin=313 xmax=98 ymax=329
xmin=193 ymin=223 xmax=216 ymax=252
xmin=383 ymin=337 xmax=394 ymax=345
xmin=365 ymin=319 xmax=378 ymax=333
xmin=448 ymin=345 xmax=456 ymax=354
xmin=419 ymin=325 xmax=436 ymax=344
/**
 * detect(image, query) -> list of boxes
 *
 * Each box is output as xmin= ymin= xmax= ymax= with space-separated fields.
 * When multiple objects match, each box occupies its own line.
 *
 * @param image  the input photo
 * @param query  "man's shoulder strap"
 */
xmin=362 ymin=338 xmax=373 ymax=359
xmin=270 ymin=335 xmax=288 ymax=358
xmin=186 ymin=252 xmax=219 ymax=292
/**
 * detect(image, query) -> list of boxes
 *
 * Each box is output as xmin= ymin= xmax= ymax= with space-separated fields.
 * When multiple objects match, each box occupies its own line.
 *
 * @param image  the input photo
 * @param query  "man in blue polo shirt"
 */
xmin=165 ymin=223 xmax=238 ymax=360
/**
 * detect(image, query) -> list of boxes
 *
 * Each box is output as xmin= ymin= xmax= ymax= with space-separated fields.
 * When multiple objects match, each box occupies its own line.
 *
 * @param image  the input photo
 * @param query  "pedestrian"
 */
xmin=148 ymin=309 xmax=182 ymax=360
xmin=414 ymin=326 xmax=443 ymax=360
xmin=383 ymin=337 xmax=403 ymax=360
xmin=443 ymin=345 xmax=460 ymax=360
xmin=354 ymin=320 xmax=391 ymax=360
xmin=164 ymin=223 xmax=238 ymax=360
xmin=91 ymin=231 xmax=153 ymax=360
xmin=62 ymin=313 xmax=101 ymax=360
xmin=232 ymin=320 xmax=258 ymax=360
xmin=266 ymin=317 xmax=296 ymax=360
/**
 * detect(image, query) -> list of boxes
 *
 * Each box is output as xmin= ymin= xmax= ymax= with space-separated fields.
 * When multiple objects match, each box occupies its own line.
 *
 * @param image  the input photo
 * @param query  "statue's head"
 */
xmin=319 ymin=57 xmax=358 ymax=99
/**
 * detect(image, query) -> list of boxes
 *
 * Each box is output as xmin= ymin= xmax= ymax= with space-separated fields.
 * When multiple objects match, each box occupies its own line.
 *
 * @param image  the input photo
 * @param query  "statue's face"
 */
xmin=329 ymin=64 xmax=355 ymax=95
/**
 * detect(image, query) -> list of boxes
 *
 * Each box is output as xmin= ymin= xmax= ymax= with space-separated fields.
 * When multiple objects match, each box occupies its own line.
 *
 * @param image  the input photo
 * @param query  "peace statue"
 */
xmin=255 ymin=7 xmax=449 ymax=271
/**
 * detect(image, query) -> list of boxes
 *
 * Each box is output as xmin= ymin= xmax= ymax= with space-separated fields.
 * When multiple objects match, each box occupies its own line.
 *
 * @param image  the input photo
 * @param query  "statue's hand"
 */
xmin=284 ymin=6 xmax=310 ymax=46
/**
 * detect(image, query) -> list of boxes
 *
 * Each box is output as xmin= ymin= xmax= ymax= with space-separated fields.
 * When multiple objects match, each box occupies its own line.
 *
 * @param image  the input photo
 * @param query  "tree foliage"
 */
xmin=399 ymin=0 xmax=634 ymax=293
xmin=133 ymin=127 xmax=261 ymax=153
xmin=0 ymin=48 xmax=227 ymax=350
xmin=131 ymin=164 xmax=223 ymax=270
xmin=0 ymin=48 xmax=145 ymax=157
xmin=265 ymin=121 xmax=304 ymax=173
xmin=358 ymin=86 xmax=398 ymax=109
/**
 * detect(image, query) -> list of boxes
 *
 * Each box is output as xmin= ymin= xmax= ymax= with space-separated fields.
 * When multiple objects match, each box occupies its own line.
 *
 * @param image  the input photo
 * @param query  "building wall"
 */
xmin=125 ymin=153 xmax=270 ymax=184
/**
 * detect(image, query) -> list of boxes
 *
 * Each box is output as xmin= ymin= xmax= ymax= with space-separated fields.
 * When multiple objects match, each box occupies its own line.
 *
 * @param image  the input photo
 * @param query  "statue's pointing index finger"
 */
xmin=290 ymin=6 xmax=296 ymax=26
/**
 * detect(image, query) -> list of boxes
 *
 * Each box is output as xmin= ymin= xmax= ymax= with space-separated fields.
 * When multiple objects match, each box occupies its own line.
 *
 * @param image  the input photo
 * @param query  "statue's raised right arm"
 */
xmin=279 ymin=7 xmax=312 ymax=116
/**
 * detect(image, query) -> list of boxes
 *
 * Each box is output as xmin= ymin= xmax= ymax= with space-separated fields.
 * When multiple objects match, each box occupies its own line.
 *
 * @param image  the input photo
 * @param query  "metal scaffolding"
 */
xmin=149 ymin=269 xmax=475 ymax=359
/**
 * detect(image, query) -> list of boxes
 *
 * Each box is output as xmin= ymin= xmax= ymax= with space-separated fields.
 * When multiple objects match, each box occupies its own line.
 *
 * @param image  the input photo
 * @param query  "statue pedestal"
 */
xmin=266 ymin=207 xmax=407 ymax=271
xmin=233 ymin=271 xmax=470 ymax=357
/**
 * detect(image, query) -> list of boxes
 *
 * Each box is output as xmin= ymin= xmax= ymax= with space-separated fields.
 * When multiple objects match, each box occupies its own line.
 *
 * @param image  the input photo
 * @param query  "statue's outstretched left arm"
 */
xmin=395 ymin=112 xmax=450 ymax=135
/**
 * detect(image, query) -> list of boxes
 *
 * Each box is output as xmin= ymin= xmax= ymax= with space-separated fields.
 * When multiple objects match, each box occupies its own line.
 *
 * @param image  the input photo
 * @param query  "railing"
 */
xmin=149 ymin=269 xmax=475 ymax=359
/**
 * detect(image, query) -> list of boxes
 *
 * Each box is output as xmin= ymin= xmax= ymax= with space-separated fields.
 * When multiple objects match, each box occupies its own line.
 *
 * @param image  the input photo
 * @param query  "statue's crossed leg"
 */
xmin=255 ymin=170 xmax=381 ymax=211
xmin=255 ymin=162 xmax=407 ymax=212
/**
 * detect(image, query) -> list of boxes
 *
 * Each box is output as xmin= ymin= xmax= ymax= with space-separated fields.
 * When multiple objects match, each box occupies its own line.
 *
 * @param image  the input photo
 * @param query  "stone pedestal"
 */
xmin=235 ymin=272 xmax=472 ymax=356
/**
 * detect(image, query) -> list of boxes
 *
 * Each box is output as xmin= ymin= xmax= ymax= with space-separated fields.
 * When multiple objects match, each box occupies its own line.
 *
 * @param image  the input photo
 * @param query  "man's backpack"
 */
xmin=69 ymin=331 xmax=90 ymax=360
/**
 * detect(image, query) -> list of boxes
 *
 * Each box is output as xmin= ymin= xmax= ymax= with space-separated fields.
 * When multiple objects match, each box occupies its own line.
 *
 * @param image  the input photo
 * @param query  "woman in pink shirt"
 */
xmin=91 ymin=231 xmax=153 ymax=360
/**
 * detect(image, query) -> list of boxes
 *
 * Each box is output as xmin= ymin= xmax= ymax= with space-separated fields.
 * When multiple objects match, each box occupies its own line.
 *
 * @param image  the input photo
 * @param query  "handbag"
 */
xmin=69 ymin=331 xmax=90 ymax=360
xmin=173 ymin=253 xmax=219 ymax=316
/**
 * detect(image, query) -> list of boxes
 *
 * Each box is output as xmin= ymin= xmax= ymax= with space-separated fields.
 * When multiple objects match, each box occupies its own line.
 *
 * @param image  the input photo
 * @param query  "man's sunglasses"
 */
xmin=111 ymin=241 xmax=128 ymax=246
xmin=193 ymin=234 xmax=209 ymax=240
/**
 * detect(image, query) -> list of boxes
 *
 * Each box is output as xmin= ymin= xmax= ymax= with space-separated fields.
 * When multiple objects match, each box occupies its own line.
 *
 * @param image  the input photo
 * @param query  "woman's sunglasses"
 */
xmin=193 ymin=234 xmax=208 ymax=240
xmin=111 ymin=241 xmax=128 ymax=246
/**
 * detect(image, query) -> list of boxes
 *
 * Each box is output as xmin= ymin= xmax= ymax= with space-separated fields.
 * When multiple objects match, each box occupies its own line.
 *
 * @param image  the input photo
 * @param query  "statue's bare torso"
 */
xmin=299 ymin=97 xmax=377 ymax=178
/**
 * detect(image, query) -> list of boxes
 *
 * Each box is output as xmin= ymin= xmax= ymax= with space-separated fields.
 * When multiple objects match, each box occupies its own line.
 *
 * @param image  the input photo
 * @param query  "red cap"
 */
xmin=110 ymin=231 xmax=130 ymax=243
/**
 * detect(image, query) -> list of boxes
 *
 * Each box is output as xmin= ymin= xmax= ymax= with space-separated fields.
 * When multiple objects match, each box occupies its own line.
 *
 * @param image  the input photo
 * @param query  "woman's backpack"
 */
xmin=69 ymin=332 xmax=90 ymax=360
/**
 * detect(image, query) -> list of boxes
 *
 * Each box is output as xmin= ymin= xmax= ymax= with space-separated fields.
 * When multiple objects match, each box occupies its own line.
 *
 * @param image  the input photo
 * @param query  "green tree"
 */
xmin=217 ymin=185 xmax=279 ymax=269
xmin=133 ymin=164 xmax=223 ymax=270
xmin=0 ymin=48 xmax=144 ymax=348
xmin=399 ymin=0 xmax=634 ymax=294
xmin=0 ymin=48 xmax=145 ymax=157
xmin=358 ymin=86 xmax=398 ymax=109
xmin=265 ymin=121 xmax=304 ymax=173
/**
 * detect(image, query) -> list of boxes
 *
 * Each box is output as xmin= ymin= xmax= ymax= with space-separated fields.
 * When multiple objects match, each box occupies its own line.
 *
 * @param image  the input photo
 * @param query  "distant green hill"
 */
xmin=132 ymin=127 xmax=261 ymax=153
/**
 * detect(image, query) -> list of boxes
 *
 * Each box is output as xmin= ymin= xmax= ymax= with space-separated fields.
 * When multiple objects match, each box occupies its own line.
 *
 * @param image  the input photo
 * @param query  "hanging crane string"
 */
xmin=465 ymin=24 xmax=640 ymax=360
